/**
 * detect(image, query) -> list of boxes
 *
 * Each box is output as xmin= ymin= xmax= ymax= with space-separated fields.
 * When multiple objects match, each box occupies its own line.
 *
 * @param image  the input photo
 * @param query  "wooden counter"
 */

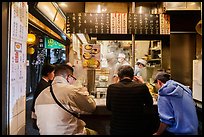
xmin=80 ymin=98 xmax=111 ymax=135
xmin=81 ymin=98 xmax=159 ymax=135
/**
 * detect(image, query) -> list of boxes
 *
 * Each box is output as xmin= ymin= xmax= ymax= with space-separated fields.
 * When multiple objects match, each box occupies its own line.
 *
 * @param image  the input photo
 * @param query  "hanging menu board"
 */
xmin=66 ymin=13 xmax=110 ymax=34
xmin=110 ymin=13 xmax=127 ymax=34
xmin=160 ymin=14 xmax=170 ymax=34
xmin=127 ymin=13 xmax=160 ymax=34
xmin=66 ymin=13 xmax=166 ymax=35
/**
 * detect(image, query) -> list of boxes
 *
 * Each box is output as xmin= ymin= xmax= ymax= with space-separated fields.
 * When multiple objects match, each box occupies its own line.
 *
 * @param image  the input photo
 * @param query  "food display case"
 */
xmin=94 ymin=68 xmax=109 ymax=98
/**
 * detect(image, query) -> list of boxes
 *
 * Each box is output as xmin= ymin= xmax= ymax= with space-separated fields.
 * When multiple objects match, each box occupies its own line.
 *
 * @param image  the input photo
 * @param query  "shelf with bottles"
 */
xmin=147 ymin=40 xmax=162 ymax=66
xmin=147 ymin=59 xmax=161 ymax=67
xmin=147 ymin=58 xmax=161 ymax=61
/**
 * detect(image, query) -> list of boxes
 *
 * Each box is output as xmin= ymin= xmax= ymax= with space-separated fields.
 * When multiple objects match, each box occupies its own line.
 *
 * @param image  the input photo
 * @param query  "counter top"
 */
xmin=82 ymin=97 xmax=157 ymax=116
xmin=94 ymin=97 xmax=157 ymax=106
xmin=81 ymin=98 xmax=159 ymax=135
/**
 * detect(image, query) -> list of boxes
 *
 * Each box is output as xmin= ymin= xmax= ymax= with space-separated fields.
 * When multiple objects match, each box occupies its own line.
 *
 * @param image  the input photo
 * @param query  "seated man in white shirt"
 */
xmin=34 ymin=64 xmax=97 ymax=135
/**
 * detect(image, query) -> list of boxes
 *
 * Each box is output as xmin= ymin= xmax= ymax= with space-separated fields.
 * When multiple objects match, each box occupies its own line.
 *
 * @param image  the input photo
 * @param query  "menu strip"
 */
xmin=66 ymin=13 xmax=170 ymax=35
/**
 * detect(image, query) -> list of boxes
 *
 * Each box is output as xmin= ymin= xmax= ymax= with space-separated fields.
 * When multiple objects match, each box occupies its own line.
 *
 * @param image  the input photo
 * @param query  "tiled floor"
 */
xmin=25 ymin=93 xmax=39 ymax=135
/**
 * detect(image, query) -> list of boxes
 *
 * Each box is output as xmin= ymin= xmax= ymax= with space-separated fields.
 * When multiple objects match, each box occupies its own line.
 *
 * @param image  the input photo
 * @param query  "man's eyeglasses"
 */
xmin=69 ymin=75 xmax=77 ymax=80
xmin=66 ymin=74 xmax=77 ymax=84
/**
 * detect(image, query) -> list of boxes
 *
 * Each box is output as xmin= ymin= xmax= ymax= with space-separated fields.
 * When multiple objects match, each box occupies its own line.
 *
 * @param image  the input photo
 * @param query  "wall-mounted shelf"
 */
xmin=148 ymin=59 xmax=161 ymax=61
xmin=147 ymin=40 xmax=162 ymax=66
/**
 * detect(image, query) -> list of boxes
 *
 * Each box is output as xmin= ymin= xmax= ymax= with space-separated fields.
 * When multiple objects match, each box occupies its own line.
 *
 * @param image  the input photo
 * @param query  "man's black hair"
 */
xmin=41 ymin=64 xmax=55 ymax=76
xmin=117 ymin=65 xmax=134 ymax=79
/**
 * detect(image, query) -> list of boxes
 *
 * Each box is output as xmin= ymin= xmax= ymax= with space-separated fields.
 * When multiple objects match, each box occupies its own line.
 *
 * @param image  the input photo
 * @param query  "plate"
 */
xmin=85 ymin=45 xmax=93 ymax=50
xmin=91 ymin=48 xmax=100 ymax=54
xmin=83 ymin=52 xmax=92 ymax=60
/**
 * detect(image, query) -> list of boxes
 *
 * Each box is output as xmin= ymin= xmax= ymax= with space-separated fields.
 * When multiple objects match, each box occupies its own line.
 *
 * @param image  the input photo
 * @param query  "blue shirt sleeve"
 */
xmin=158 ymin=96 xmax=175 ymax=126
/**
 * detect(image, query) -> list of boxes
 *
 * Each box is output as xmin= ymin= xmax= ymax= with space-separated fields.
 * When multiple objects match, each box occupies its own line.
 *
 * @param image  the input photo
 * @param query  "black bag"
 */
xmin=49 ymin=84 xmax=80 ymax=119
xmin=31 ymin=118 xmax=39 ymax=130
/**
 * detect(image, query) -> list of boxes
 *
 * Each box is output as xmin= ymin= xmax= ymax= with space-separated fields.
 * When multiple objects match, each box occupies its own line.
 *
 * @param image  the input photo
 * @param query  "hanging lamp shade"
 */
xmin=27 ymin=47 xmax=35 ymax=55
xmin=27 ymin=34 xmax=36 ymax=45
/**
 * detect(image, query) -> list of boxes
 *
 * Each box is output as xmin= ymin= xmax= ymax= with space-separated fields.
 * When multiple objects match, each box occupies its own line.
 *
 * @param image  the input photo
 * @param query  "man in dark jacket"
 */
xmin=31 ymin=63 xmax=55 ymax=130
xmin=106 ymin=65 xmax=153 ymax=135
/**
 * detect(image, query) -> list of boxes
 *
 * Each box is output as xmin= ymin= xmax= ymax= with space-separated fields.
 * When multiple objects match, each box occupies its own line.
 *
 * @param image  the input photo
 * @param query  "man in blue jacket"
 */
xmin=153 ymin=72 xmax=198 ymax=135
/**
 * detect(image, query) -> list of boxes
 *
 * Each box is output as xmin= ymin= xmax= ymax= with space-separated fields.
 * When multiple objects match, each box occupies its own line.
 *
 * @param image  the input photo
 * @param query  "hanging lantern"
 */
xmin=27 ymin=47 xmax=35 ymax=55
xmin=27 ymin=34 xmax=36 ymax=45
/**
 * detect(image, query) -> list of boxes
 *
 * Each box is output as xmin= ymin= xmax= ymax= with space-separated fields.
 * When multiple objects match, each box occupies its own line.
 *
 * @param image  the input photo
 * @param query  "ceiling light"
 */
xmin=97 ymin=5 xmax=101 ymax=13
xmin=102 ymin=8 xmax=107 ymax=12
xmin=139 ymin=6 xmax=143 ymax=14
xmin=189 ymin=2 xmax=196 ymax=5
xmin=59 ymin=2 xmax=68 ymax=7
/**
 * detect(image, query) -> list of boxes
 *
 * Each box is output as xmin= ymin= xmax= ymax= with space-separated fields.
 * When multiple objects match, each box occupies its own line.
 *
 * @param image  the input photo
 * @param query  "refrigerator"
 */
xmin=192 ymin=59 xmax=202 ymax=102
